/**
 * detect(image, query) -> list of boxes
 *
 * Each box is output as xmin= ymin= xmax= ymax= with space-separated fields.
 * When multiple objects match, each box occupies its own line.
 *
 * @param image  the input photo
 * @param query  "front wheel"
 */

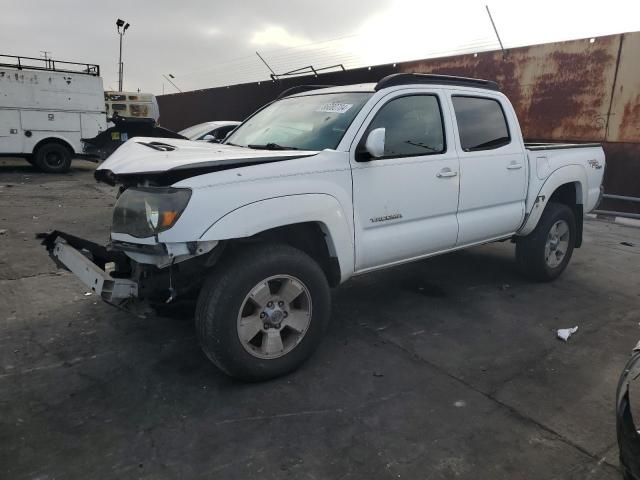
xmin=195 ymin=244 xmax=331 ymax=381
xmin=516 ymin=202 xmax=576 ymax=282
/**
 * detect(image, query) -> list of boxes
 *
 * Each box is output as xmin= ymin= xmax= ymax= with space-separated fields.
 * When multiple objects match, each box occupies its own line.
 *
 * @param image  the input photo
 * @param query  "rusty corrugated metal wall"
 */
xmin=158 ymin=32 xmax=640 ymax=210
xmin=401 ymin=32 xmax=640 ymax=144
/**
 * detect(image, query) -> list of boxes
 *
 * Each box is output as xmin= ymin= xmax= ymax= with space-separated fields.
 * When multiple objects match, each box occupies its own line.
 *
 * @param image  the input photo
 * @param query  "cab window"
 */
xmin=451 ymin=96 xmax=510 ymax=151
xmin=366 ymin=95 xmax=445 ymax=158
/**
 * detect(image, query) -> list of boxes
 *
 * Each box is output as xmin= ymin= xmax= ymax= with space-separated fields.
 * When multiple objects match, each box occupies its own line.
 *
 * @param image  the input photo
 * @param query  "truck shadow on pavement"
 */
xmin=3 ymin=241 xmax=626 ymax=479
xmin=96 ymin=244 xmax=526 ymax=387
xmin=0 ymin=158 xmax=96 ymax=178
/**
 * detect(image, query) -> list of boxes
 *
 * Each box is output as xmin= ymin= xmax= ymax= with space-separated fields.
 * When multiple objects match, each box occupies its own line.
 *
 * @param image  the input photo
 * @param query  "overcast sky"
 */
xmin=3 ymin=0 xmax=639 ymax=95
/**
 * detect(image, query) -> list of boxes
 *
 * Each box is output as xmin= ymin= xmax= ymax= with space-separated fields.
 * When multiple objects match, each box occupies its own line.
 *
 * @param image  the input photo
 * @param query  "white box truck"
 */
xmin=0 ymin=54 xmax=107 ymax=173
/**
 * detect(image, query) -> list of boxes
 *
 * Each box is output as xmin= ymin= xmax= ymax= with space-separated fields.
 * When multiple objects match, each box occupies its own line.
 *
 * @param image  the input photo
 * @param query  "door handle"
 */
xmin=507 ymin=162 xmax=523 ymax=170
xmin=436 ymin=168 xmax=458 ymax=178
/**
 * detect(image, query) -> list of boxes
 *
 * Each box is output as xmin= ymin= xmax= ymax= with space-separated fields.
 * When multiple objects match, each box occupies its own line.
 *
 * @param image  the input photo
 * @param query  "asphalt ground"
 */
xmin=1 ymin=157 xmax=639 ymax=479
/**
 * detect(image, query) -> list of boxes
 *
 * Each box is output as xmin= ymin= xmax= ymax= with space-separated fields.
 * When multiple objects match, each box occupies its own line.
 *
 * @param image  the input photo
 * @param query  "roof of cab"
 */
xmin=287 ymin=83 xmax=375 ymax=98
xmin=284 ymin=73 xmax=500 ymax=99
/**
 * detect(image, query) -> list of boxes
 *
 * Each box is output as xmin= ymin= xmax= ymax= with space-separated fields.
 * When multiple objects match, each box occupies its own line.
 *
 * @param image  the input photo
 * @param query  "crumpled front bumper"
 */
xmin=39 ymin=231 xmax=139 ymax=306
xmin=617 ymin=340 xmax=640 ymax=480
xmin=40 ymin=230 xmax=218 ymax=313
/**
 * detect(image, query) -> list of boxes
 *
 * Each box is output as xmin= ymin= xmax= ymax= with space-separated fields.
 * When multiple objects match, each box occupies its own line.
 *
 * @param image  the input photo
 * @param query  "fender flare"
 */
xmin=200 ymin=194 xmax=355 ymax=282
xmin=517 ymin=165 xmax=587 ymax=236
xmin=32 ymin=135 xmax=77 ymax=155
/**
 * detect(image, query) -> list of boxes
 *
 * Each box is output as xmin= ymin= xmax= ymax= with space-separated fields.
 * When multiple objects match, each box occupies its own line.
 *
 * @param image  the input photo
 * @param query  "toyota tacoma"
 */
xmin=42 ymin=73 xmax=606 ymax=381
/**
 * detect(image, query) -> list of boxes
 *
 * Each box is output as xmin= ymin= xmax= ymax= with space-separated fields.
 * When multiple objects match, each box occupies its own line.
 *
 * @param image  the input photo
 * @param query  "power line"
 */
xmin=169 ymin=34 xmax=501 ymax=92
xmin=178 ymin=41 xmax=490 ymax=84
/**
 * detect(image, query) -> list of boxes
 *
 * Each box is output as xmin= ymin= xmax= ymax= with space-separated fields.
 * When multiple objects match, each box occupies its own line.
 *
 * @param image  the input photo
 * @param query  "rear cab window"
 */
xmin=451 ymin=96 xmax=510 ymax=151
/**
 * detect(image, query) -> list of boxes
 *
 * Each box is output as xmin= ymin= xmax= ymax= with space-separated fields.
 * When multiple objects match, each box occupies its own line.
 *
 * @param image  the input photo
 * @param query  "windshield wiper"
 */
xmin=405 ymin=141 xmax=439 ymax=152
xmin=465 ymin=136 xmax=511 ymax=151
xmin=247 ymin=143 xmax=298 ymax=151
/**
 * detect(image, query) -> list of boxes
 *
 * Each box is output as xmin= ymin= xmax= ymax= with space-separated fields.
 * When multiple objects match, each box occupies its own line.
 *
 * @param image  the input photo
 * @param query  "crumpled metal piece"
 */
xmin=557 ymin=326 xmax=579 ymax=342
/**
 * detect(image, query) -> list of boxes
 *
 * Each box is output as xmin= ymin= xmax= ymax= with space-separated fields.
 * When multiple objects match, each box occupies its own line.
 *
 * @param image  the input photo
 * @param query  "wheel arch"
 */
xmin=548 ymin=182 xmax=584 ymax=247
xmin=199 ymin=194 xmax=354 ymax=285
xmin=244 ymin=222 xmax=341 ymax=287
xmin=32 ymin=136 xmax=75 ymax=156
xmin=518 ymin=165 xmax=587 ymax=245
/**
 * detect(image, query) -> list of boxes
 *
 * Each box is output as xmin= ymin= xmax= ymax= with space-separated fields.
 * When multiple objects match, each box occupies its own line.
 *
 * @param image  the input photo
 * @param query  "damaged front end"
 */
xmin=40 ymin=230 xmax=221 ymax=315
xmin=617 ymin=340 xmax=640 ymax=480
xmin=43 ymin=135 xmax=315 ymax=316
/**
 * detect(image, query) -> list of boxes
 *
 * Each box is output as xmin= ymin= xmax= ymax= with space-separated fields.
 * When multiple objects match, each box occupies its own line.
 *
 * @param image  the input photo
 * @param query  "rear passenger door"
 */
xmin=449 ymin=94 xmax=527 ymax=245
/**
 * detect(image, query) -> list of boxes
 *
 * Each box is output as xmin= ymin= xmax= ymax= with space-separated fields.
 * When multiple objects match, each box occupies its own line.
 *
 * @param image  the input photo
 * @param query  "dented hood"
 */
xmin=97 ymin=137 xmax=318 ymax=176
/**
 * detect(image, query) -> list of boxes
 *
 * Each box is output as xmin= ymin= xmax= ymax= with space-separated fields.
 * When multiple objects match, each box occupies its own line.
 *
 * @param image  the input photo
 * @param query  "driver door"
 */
xmin=350 ymin=90 xmax=460 ymax=271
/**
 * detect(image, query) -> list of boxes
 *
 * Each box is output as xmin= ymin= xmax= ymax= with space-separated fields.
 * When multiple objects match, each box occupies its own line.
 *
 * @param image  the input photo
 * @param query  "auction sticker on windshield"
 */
xmin=316 ymin=103 xmax=353 ymax=114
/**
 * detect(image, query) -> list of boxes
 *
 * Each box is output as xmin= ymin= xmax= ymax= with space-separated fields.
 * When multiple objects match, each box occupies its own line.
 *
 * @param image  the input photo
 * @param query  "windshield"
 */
xmin=225 ymin=92 xmax=372 ymax=151
xmin=179 ymin=123 xmax=211 ymax=140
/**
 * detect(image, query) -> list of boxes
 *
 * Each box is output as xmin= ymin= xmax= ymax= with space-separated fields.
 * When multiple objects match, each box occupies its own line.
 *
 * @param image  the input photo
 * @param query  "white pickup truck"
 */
xmin=43 ymin=74 xmax=605 ymax=381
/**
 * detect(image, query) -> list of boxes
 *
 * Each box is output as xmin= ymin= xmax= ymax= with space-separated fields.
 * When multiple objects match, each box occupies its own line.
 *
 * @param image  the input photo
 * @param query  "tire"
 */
xmin=195 ymin=243 xmax=331 ymax=381
xmin=34 ymin=142 xmax=72 ymax=173
xmin=516 ymin=202 xmax=576 ymax=282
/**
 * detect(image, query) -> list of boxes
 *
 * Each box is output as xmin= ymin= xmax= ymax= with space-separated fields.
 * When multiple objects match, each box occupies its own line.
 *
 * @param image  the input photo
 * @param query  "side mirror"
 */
xmin=202 ymin=134 xmax=216 ymax=142
xmin=363 ymin=128 xmax=385 ymax=160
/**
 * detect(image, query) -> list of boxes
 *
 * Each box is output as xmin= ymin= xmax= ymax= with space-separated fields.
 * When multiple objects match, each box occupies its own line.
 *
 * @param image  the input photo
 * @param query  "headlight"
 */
xmin=112 ymin=187 xmax=192 ymax=238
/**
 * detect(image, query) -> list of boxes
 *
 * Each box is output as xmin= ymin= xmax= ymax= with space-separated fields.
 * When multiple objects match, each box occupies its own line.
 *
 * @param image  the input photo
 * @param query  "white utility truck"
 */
xmin=44 ymin=74 xmax=605 ymax=381
xmin=0 ymin=54 xmax=107 ymax=172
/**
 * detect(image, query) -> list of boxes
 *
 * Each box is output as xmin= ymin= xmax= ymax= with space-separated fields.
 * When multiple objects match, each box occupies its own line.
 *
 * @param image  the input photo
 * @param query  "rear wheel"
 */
xmin=195 ymin=243 xmax=331 ymax=381
xmin=516 ymin=202 xmax=576 ymax=281
xmin=34 ymin=142 xmax=72 ymax=173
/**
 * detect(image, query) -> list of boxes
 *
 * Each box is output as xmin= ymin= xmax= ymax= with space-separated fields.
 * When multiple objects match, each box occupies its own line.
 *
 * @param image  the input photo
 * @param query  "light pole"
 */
xmin=116 ymin=18 xmax=130 ymax=91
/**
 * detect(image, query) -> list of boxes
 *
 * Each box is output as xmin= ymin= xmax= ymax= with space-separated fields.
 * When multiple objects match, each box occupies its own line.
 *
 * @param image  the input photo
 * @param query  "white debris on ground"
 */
xmin=557 ymin=326 xmax=579 ymax=342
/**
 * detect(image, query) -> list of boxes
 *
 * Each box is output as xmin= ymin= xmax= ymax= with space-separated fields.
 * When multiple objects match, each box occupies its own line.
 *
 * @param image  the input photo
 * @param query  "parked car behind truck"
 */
xmin=43 ymin=73 xmax=605 ymax=381
xmin=0 ymin=54 xmax=107 ymax=172
xmin=179 ymin=121 xmax=240 ymax=142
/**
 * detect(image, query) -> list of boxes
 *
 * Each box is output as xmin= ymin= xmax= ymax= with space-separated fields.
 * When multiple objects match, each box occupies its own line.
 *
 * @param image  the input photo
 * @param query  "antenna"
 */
xmin=255 ymin=51 xmax=277 ymax=78
xmin=485 ymin=5 xmax=506 ymax=56
xmin=162 ymin=74 xmax=182 ymax=93
xmin=40 ymin=50 xmax=52 ymax=68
